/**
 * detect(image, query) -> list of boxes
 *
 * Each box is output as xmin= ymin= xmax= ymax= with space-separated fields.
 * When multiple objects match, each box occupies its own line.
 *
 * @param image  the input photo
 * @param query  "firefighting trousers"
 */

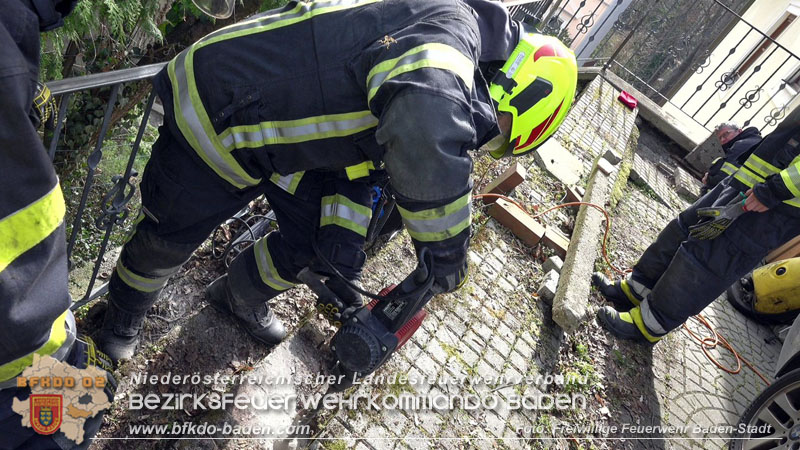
xmin=628 ymin=179 xmax=800 ymax=333
xmin=108 ymin=126 xmax=372 ymax=316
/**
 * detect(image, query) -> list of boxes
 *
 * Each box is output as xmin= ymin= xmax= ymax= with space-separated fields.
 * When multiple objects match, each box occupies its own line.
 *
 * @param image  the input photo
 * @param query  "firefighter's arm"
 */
xmin=751 ymin=157 xmax=800 ymax=210
xmin=376 ymin=92 xmax=474 ymax=293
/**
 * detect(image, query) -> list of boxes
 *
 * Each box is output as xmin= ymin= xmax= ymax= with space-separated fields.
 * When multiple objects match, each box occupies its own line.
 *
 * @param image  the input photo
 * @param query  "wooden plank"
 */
xmin=767 ymin=234 xmax=800 ymax=263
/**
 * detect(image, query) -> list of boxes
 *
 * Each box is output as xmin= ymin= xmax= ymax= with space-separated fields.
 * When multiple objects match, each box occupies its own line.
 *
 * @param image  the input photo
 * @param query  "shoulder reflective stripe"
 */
xmin=711 ymin=157 xmax=722 ymax=164
xmin=169 ymin=52 xmax=261 ymax=189
xmin=744 ymin=154 xmax=781 ymax=177
xmin=721 ymin=162 xmax=738 ymax=176
xmin=397 ymin=192 xmax=472 ymax=242
xmin=115 ymin=261 xmax=171 ymax=293
xmin=254 ymin=237 xmax=294 ymax=291
xmin=733 ymin=166 xmax=764 ymax=188
xmin=195 ymin=0 xmax=382 ymax=51
xmin=781 ymin=163 xmax=800 ymax=198
xmin=170 ymin=0 xmax=382 ymax=188
xmin=366 ymin=43 xmax=475 ymax=104
xmin=270 ymin=171 xmax=305 ymax=195
xmin=0 ymin=309 xmax=70 ymax=382
xmin=0 ymin=184 xmax=65 ymax=274
xmin=320 ymin=194 xmax=372 ymax=237
xmin=219 ymin=112 xmax=378 ymax=149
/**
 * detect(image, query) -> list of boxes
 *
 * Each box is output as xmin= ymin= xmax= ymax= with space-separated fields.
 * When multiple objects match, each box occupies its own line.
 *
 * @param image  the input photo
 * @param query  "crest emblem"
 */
xmin=30 ymin=395 xmax=62 ymax=435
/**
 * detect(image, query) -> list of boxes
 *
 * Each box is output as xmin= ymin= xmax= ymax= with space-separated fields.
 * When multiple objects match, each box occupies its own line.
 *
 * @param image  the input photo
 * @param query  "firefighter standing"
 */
xmin=0 ymin=0 xmax=115 ymax=448
xmin=96 ymin=0 xmax=579 ymax=361
xmin=594 ymin=107 xmax=800 ymax=343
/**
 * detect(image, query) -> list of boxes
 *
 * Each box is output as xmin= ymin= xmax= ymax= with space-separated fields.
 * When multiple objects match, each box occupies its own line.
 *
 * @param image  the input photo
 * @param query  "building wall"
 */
xmin=665 ymin=0 xmax=800 ymax=135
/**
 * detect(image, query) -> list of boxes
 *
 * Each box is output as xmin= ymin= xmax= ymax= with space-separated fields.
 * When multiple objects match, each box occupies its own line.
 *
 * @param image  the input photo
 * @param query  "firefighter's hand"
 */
xmin=744 ymin=189 xmax=769 ymax=212
xmin=702 ymin=172 xmax=708 ymax=185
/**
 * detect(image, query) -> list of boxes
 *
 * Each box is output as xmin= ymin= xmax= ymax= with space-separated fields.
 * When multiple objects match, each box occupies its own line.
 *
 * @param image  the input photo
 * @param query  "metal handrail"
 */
xmin=48 ymin=63 xmax=167 ymax=95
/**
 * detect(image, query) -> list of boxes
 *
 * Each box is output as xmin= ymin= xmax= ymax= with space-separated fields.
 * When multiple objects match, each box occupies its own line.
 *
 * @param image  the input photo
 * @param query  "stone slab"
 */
xmin=533 ymin=138 xmax=585 ymax=186
xmin=552 ymin=161 xmax=613 ymax=332
xmin=685 ymin=132 xmax=724 ymax=173
xmin=603 ymin=147 xmax=622 ymax=165
xmin=481 ymin=162 xmax=527 ymax=204
xmin=489 ymin=198 xmax=546 ymax=247
xmin=597 ymin=157 xmax=616 ymax=176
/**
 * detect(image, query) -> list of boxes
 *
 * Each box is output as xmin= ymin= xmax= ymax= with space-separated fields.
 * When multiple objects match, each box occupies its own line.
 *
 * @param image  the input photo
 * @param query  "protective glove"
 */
xmin=66 ymin=336 xmax=117 ymax=394
xmin=688 ymin=192 xmax=748 ymax=240
xmin=297 ymin=268 xmax=364 ymax=327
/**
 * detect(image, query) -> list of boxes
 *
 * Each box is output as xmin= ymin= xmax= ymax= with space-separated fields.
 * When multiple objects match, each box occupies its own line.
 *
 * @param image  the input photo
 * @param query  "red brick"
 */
xmin=481 ymin=162 xmax=527 ymax=204
xmin=564 ymin=185 xmax=585 ymax=203
xmin=488 ymin=198 xmax=545 ymax=246
xmin=542 ymin=226 xmax=570 ymax=259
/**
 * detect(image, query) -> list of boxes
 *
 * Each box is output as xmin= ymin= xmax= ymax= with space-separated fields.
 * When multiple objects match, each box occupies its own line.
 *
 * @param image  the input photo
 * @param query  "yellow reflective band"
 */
xmin=721 ymin=162 xmax=738 ymax=176
xmin=168 ymin=53 xmax=261 ymax=189
xmin=115 ymin=260 xmax=171 ymax=293
xmin=0 ymin=184 xmax=65 ymax=274
xmin=320 ymin=194 xmax=372 ymax=237
xmin=219 ymin=111 xmax=378 ymax=149
xmin=269 ymin=171 xmax=305 ymax=195
xmin=711 ymin=157 xmax=722 ymax=164
xmin=628 ymin=307 xmax=662 ymax=343
xmin=781 ymin=163 xmax=800 ymax=198
xmin=345 ymin=161 xmax=375 ymax=180
xmin=366 ymin=43 xmax=475 ymax=104
xmin=745 ymin=154 xmax=781 ymax=177
xmin=618 ymin=280 xmax=642 ymax=306
xmin=0 ymin=310 xmax=69 ymax=382
xmin=733 ymin=166 xmax=765 ymax=188
xmin=397 ymin=191 xmax=472 ymax=242
xmin=254 ymin=237 xmax=295 ymax=291
xmin=784 ymin=198 xmax=800 ymax=208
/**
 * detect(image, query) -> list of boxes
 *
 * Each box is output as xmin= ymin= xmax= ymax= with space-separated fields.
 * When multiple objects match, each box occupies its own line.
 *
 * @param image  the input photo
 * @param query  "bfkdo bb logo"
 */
xmin=30 ymin=394 xmax=63 ymax=435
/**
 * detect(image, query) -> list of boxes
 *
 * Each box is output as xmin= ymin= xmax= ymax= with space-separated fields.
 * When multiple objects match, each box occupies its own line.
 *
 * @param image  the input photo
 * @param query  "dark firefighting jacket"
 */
xmin=730 ymin=107 xmax=800 ymax=218
xmin=151 ymin=0 xmax=520 ymax=280
xmin=0 ymin=0 xmax=77 ymax=383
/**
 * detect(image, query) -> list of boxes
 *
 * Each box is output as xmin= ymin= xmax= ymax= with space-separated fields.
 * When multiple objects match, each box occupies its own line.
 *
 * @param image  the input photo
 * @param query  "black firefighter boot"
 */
xmin=97 ymin=299 xmax=147 ymax=363
xmin=591 ymin=273 xmax=650 ymax=310
xmin=206 ymin=275 xmax=286 ymax=345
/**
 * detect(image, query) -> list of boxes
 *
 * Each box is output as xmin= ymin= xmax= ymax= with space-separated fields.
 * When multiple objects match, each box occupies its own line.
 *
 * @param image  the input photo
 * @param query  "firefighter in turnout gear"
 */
xmin=594 ymin=106 xmax=800 ymax=343
xmin=97 ymin=0 xmax=578 ymax=361
xmin=701 ymin=122 xmax=762 ymax=194
xmin=0 ymin=0 xmax=115 ymax=447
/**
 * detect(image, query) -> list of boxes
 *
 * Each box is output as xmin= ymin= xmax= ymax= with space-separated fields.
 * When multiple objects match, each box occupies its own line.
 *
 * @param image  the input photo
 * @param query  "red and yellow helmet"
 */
xmin=487 ymin=33 xmax=577 ymax=159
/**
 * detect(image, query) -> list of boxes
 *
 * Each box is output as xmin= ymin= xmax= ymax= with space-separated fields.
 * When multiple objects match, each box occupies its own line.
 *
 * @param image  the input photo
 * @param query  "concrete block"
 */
xmin=603 ymin=147 xmax=622 ymax=165
xmin=685 ymin=133 xmax=724 ymax=173
xmin=597 ymin=157 xmax=616 ymax=176
xmin=542 ymin=256 xmax=564 ymax=274
xmin=488 ymin=198 xmax=546 ymax=247
xmin=542 ymin=226 xmax=570 ymax=259
xmin=481 ymin=162 xmax=527 ymax=204
xmin=534 ymin=139 xmax=585 ymax=185
xmin=552 ymin=159 xmax=614 ymax=333
xmin=537 ymin=270 xmax=560 ymax=304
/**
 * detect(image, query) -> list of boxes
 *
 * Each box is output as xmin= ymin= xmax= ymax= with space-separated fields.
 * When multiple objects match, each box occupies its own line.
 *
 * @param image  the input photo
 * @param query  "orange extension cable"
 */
xmin=471 ymin=192 xmax=771 ymax=386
